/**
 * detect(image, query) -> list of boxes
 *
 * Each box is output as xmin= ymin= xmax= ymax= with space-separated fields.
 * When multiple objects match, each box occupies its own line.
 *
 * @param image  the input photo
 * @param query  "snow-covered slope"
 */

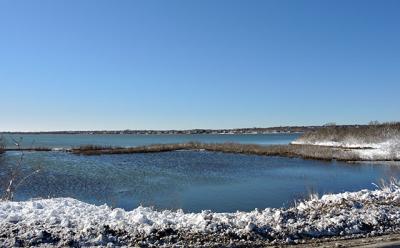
xmin=1 ymin=183 xmax=400 ymax=247
xmin=291 ymin=124 xmax=400 ymax=160
xmin=292 ymin=139 xmax=400 ymax=160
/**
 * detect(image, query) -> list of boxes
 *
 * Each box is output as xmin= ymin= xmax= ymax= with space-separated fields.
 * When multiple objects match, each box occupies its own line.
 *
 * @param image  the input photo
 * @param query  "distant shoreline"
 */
xmin=0 ymin=131 xmax=304 ymax=135
xmin=0 ymin=124 xmax=370 ymax=135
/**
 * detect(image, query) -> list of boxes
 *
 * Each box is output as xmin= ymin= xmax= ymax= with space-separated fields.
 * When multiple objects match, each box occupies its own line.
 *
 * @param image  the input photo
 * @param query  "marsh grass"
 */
xmin=0 ymin=136 xmax=5 ymax=154
xmin=4 ymin=147 xmax=52 ymax=152
xmin=70 ymin=142 xmax=384 ymax=161
xmin=297 ymin=122 xmax=400 ymax=144
xmin=75 ymin=145 xmax=117 ymax=151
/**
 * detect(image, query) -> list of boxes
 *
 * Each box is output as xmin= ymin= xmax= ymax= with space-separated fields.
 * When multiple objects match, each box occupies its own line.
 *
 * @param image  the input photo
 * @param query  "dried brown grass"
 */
xmin=297 ymin=122 xmax=400 ymax=144
xmin=70 ymin=142 xmax=380 ymax=161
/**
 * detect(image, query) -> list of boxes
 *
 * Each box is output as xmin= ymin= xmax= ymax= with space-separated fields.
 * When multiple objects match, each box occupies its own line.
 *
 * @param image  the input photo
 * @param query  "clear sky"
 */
xmin=1 ymin=0 xmax=399 ymax=131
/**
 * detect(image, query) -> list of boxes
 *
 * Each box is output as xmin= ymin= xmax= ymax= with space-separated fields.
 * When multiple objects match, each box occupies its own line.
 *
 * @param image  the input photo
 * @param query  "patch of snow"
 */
xmin=51 ymin=147 xmax=71 ymax=152
xmin=1 ymin=182 xmax=400 ymax=246
xmin=292 ymin=139 xmax=400 ymax=160
xmin=292 ymin=140 xmax=387 ymax=149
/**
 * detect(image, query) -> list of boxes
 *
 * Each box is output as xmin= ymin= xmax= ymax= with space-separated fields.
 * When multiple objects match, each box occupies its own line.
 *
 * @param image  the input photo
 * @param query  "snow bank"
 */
xmin=291 ymin=139 xmax=393 ymax=149
xmin=291 ymin=124 xmax=400 ymax=160
xmin=291 ymin=139 xmax=400 ymax=160
xmin=1 ymin=183 xmax=400 ymax=247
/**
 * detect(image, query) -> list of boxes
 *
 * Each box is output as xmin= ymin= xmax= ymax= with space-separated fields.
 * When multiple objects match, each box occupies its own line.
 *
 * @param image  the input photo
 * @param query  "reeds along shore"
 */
xmin=0 ymin=139 xmax=4 ymax=154
xmin=70 ymin=142 xmax=391 ymax=161
xmin=297 ymin=122 xmax=400 ymax=144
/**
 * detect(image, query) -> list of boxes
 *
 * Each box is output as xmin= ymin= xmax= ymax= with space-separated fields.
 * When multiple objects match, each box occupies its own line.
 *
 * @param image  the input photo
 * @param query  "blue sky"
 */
xmin=1 ymin=0 xmax=399 ymax=131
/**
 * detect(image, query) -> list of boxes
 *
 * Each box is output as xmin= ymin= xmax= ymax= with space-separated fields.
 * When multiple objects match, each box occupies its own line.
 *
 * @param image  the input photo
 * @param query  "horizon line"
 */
xmin=0 ymin=123 xmax=385 ymax=133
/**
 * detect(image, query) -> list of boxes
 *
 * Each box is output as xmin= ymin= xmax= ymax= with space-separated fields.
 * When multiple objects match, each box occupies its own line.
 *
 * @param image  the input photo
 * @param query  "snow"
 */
xmin=1 ymin=183 xmax=400 ymax=246
xmin=291 ymin=139 xmax=400 ymax=160
xmin=51 ymin=148 xmax=67 ymax=152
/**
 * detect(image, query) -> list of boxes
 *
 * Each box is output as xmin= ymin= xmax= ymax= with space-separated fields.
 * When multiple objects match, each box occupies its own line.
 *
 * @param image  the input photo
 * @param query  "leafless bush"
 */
xmin=369 ymin=120 xmax=380 ymax=126
xmin=1 ymin=137 xmax=41 ymax=201
xmin=323 ymin=122 xmax=337 ymax=127
xmin=0 ymin=136 xmax=5 ymax=154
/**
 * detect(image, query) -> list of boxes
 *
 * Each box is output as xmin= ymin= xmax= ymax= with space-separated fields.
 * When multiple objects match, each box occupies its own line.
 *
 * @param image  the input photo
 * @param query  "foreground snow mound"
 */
xmin=1 ymin=184 xmax=400 ymax=247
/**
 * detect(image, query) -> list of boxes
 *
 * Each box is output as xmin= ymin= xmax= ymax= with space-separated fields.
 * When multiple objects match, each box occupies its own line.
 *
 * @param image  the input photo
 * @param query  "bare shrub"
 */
xmin=1 ymin=137 xmax=41 ymax=201
xmin=0 ymin=136 xmax=5 ymax=154
xmin=369 ymin=120 xmax=380 ymax=125
xmin=323 ymin=122 xmax=337 ymax=127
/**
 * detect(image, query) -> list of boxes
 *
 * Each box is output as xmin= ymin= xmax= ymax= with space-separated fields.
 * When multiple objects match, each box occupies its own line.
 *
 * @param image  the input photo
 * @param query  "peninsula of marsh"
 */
xmin=70 ymin=123 xmax=400 ymax=161
xmin=2 ymin=123 xmax=399 ymax=162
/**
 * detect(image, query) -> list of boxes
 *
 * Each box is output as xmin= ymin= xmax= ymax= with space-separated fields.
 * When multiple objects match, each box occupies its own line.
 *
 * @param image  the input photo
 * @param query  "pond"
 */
xmin=1 ymin=150 xmax=399 ymax=212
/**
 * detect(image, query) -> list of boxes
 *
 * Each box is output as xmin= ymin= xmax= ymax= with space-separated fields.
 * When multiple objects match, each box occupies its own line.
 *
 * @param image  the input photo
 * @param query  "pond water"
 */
xmin=2 ymin=133 xmax=300 ymax=148
xmin=1 ymin=149 xmax=400 ymax=213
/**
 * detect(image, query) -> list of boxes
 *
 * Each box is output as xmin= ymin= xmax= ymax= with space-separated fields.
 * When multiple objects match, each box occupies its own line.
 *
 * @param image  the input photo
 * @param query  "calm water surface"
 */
xmin=2 ymin=133 xmax=300 ymax=148
xmin=1 ymin=134 xmax=399 ymax=213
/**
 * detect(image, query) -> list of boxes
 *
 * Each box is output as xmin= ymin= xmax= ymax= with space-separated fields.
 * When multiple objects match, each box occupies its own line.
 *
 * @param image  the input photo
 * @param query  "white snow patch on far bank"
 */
xmin=291 ymin=139 xmax=400 ymax=160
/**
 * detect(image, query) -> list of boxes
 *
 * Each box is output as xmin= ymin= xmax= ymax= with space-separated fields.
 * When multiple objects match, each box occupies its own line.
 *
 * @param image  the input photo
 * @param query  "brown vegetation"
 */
xmin=0 ymin=137 xmax=4 ymax=154
xmin=296 ymin=122 xmax=400 ymax=145
xmin=70 ymin=142 xmax=384 ymax=161
xmin=4 ymin=147 xmax=52 ymax=152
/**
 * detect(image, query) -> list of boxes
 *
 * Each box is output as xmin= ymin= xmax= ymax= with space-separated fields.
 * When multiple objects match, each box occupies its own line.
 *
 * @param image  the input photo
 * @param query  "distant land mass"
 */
xmin=0 ymin=124 xmax=368 ymax=135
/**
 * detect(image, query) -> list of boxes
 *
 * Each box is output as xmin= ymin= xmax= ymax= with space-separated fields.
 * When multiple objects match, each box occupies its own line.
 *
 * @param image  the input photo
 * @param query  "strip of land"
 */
xmin=0 ymin=125 xmax=317 ymax=135
xmin=2 ymin=142 xmax=399 ymax=161
xmin=70 ymin=142 xmax=399 ymax=161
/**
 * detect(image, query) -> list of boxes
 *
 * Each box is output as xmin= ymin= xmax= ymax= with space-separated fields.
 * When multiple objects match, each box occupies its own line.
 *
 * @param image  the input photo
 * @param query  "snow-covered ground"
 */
xmin=1 ymin=182 xmax=400 ymax=247
xmin=291 ymin=139 xmax=400 ymax=160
